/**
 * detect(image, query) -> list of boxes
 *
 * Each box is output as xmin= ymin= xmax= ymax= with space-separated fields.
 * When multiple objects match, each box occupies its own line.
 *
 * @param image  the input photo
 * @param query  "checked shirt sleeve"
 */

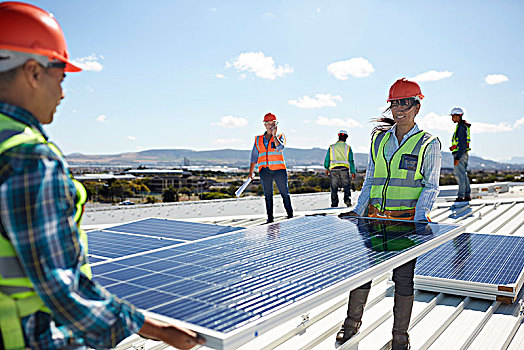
xmin=0 ymin=148 xmax=144 ymax=348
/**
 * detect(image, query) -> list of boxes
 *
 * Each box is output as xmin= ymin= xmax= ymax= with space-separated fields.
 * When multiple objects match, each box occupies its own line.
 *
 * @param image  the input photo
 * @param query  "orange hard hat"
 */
xmin=0 ymin=2 xmax=81 ymax=72
xmin=263 ymin=113 xmax=277 ymax=122
xmin=387 ymin=78 xmax=424 ymax=101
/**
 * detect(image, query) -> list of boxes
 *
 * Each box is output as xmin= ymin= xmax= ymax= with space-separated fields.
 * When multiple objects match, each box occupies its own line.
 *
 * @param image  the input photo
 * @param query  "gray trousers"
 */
xmin=330 ymin=168 xmax=351 ymax=206
xmin=454 ymin=153 xmax=471 ymax=198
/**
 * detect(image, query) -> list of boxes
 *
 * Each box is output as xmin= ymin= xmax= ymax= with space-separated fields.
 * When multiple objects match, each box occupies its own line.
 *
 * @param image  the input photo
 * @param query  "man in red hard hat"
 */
xmin=0 ymin=2 xmax=204 ymax=349
xmin=248 ymin=112 xmax=293 ymax=223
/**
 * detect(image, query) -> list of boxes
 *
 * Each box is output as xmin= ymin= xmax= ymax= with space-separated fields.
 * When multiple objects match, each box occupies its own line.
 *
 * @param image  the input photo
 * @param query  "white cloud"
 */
xmin=485 ymin=74 xmax=509 ymax=85
xmin=416 ymin=112 xmax=455 ymax=133
xmin=262 ymin=12 xmax=276 ymax=18
xmin=214 ymin=138 xmax=245 ymax=145
xmin=289 ymin=93 xmax=343 ymax=108
xmin=327 ymin=57 xmax=374 ymax=80
xmin=226 ymin=52 xmax=293 ymax=80
xmin=71 ymin=54 xmax=104 ymax=72
xmin=212 ymin=115 xmax=248 ymax=128
xmin=410 ymin=70 xmax=453 ymax=82
xmin=209 ymin=7 xmax=216 ymax=12
xmin=86 ymin=86 xmax=94 ymax=92
xmin=127 ymin=136 xmax=136 ymax=140
xmin=215 ymin=73 xmax=226 ymax=79
xmin=95 ymin=115 xmax=107 ymax=123
xmin=315 ymin=116 xmax=363 ymax=128
xmin=417 ymin=112 xmax=524 ymax=134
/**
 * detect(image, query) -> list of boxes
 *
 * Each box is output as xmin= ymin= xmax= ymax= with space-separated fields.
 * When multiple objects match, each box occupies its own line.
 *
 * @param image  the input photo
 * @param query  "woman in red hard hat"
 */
xmin=336 ymin=78 xmax=442 ymax=349
xmin=248 ymin=113 xmax=293 ymax=223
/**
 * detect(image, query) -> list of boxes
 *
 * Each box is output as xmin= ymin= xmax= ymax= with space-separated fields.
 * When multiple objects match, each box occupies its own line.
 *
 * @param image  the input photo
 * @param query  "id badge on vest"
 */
xmin=399 ymin=154 xmax=418 ymax=171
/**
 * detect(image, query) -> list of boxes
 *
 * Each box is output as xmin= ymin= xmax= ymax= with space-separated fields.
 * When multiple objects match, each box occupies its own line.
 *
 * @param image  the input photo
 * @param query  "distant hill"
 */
xmin=66 ymin=148 xmax=524 ymax=171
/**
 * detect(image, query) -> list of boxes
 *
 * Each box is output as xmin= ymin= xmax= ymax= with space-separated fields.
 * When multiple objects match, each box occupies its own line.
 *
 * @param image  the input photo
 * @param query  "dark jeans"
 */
xmin=260 ymin=167 xmax=293 ymax=220
xmin=330 ymin=168 xmax=351 ymax=207
xmin=356 ymin=259 xmax=417 ymax=296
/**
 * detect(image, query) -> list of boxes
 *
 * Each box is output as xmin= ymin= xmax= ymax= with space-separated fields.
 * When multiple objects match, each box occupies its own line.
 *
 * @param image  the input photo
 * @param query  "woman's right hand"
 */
xmin=138 ymin=317 xmax=206 ymax=349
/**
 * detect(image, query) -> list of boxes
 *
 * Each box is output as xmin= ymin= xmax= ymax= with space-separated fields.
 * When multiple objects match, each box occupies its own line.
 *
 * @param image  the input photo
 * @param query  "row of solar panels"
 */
xmin=87 ymin=217 xmax=524 ymax=350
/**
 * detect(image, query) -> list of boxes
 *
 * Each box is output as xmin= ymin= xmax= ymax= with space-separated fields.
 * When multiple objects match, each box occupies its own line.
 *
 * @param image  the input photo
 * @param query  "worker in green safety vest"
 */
xmin=0 ymin=2 xmax=205 ymax=349
xmin=336 ymin=78 xmax=442 ymax=350
xmin=324 ymin=129 xmax=357 ymax=207
xmin=449 ymin=107 xmax=472 ymax=202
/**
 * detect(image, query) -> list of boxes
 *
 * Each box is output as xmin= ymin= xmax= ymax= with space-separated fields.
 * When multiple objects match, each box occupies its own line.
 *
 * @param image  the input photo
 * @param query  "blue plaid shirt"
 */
xmin=0 ymin=103 xmax=144 ymax=349
xmin=353 ymin=124 xmax=441 ymax=221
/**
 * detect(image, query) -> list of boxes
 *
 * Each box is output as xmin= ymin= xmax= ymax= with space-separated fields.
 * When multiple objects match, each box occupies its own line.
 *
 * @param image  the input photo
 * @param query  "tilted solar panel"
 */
xmin=91 ymin=216 xmax=463 ymax=349
xmin=415 ymin=233 xmax=524 ymax=303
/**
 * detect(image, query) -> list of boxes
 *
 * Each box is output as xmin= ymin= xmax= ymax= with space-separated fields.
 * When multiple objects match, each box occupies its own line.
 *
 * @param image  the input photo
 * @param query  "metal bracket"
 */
xmin=132 ymin=338 xmax=147 ymax=350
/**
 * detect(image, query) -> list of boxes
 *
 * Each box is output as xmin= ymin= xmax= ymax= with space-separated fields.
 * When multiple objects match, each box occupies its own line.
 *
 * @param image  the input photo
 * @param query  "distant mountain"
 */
xmin=510 ymin=156 xmax=524 ymax=164
xmin=66 ymin=148 xmax=524 ymax=171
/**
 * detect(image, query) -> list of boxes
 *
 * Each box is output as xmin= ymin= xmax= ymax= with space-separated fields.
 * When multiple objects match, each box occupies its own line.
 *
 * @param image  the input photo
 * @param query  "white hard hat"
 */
xmin=450 ymin=107 xmax=464 ymax=115
xmin=338 ymin=129 xmax=348 ymax=135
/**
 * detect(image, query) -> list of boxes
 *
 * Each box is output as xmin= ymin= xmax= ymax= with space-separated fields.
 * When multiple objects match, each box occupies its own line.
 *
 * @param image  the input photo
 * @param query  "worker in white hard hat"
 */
xmin=324 ymin=129 xmax=356 ymax=207
xmin=450 ymin=107 xmax=472 ymax=202
xmin=0 ymin=2 xmax=205 ymax=349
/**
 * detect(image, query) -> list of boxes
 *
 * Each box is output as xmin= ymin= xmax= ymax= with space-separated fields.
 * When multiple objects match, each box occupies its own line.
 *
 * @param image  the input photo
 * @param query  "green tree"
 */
xmin=179 ymin=187 xmax=192 ymax=200
xmin=162 ymin=186 xmax=179 ymax=202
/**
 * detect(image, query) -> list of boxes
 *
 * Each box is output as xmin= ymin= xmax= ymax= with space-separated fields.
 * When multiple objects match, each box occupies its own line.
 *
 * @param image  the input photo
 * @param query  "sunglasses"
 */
xmin=264 ymin=121 xmax=278 ymax=126
xmin=390 ymin=98 xmax=415 ymax=108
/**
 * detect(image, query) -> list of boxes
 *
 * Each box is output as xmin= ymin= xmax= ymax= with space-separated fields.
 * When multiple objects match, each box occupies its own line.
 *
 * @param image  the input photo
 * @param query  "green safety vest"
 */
xmin=329 ymin=141 xmax=351 ymax=169
xmin=369 ymin=130 xmax=437 ymax=212
xmin=450 ymin=122 xmax=471 ymax=153
xmin=0 ymin=113 xmax=91 ymax=350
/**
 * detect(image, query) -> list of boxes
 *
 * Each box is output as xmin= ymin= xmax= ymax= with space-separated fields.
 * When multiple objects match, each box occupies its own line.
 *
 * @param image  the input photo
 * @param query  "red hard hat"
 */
xmin=387 ymin=78 xmax=424 ymax=101
xmin=0 ymin=2 xmax=81 ymax=72
xmin=263 ymin=113 xmax=277 ymax=122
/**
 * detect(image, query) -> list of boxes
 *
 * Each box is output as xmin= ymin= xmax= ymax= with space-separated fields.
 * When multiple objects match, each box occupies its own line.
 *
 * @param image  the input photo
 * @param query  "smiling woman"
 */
xmin=335 ymin=78 xmax=442 ymax=350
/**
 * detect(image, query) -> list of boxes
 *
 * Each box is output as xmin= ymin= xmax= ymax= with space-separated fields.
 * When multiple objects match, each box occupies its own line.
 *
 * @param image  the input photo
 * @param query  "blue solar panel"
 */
xmin=105 ymin=218 xmax=243 ymax=240
xmin=87 ymin=230 xmax=181 ymax=259
xmin=416 ymin=233 xmax=524 ymax=288
xmin=92 ymin=216 xmax=462 ymax=339
xmin=87 ymin=218 xmax=242 ymax=261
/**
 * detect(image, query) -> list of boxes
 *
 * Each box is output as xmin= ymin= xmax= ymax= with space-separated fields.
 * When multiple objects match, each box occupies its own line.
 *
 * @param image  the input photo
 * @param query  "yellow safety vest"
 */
xmin=450 ymin=121 xmax=471 ymax=153
xmin=329 ymin=141 xmax=351 ymax=169
xmin=369 ymin=130 xmax=437 ymax=212
xmin=0 ymin=113 xmax=91 ymax=350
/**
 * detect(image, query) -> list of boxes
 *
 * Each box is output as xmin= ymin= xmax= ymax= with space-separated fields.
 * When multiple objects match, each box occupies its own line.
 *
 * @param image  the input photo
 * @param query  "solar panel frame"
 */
xmin=92 ymin=216 xmax=464 ymax=350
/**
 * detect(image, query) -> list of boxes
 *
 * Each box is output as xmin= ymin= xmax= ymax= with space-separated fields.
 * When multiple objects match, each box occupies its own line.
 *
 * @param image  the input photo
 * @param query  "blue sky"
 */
xmin=31 ymin=0 xmax=524 ymax=162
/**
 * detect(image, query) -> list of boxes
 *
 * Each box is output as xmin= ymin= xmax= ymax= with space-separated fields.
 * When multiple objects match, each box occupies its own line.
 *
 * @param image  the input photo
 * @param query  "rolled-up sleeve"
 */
xmin=250 ymin=142 xmax=259 ymax=163
xmin=0 ymin=150 xmax=144 ymax=349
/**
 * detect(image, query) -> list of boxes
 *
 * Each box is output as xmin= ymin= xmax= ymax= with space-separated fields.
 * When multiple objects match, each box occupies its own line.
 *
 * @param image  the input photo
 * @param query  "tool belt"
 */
xmin=367 ymin=205 xmax=415 ymax=221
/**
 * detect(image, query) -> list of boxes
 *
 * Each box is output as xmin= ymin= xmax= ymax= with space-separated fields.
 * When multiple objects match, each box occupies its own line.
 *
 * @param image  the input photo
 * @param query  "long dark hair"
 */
xmin=371 ymin=99 xmax=421 ymax=136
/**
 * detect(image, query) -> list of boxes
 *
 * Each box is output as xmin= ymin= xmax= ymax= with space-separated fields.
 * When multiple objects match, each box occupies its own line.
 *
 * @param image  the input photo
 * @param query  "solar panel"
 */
xmin=105 ymin=217 xmax=243 ymax=240
xmin=415 ymin=233 xmax=524 ymax=303
xmin=86 ymin=218 xmax=242 ymax=262
xmin=91 ymin=216 xmax=464 ymax=350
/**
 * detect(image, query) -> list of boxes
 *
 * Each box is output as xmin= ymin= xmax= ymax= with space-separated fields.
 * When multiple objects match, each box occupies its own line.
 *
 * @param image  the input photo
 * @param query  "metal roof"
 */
xmin=86 ymin=182 xmax=524 ymax=350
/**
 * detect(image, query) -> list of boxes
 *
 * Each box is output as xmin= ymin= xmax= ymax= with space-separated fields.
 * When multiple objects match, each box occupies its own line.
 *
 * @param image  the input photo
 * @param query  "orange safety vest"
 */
xmin=255 ymin=133 xmax=286 ymax=172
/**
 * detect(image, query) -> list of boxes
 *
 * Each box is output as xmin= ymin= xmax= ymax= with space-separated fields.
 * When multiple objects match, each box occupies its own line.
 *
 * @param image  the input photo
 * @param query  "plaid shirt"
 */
xmin=0 ymin=103 xmax=144 ymax=349
xmin=353 ymin=124 xmax=441 ymax=221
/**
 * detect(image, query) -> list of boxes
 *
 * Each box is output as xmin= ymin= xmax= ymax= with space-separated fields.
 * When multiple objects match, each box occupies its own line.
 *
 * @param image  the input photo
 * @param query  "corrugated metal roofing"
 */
xmin=90 ymin=182 xmax=524 ymax=350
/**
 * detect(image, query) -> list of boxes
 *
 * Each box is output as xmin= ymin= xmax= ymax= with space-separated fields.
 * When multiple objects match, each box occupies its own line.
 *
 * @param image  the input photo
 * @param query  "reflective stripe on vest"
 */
xmin=369 ymin=130 xmax=437 ymax=212
xmin=0 ymin=113 xmax=91 ymax=349
xmin=329 ymin=142 xmax=350 ymax=169
xmin=255 ymin=134 xmax=286 ymax=171
xmin=450 ymin=122 xmax=471 ymax=153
